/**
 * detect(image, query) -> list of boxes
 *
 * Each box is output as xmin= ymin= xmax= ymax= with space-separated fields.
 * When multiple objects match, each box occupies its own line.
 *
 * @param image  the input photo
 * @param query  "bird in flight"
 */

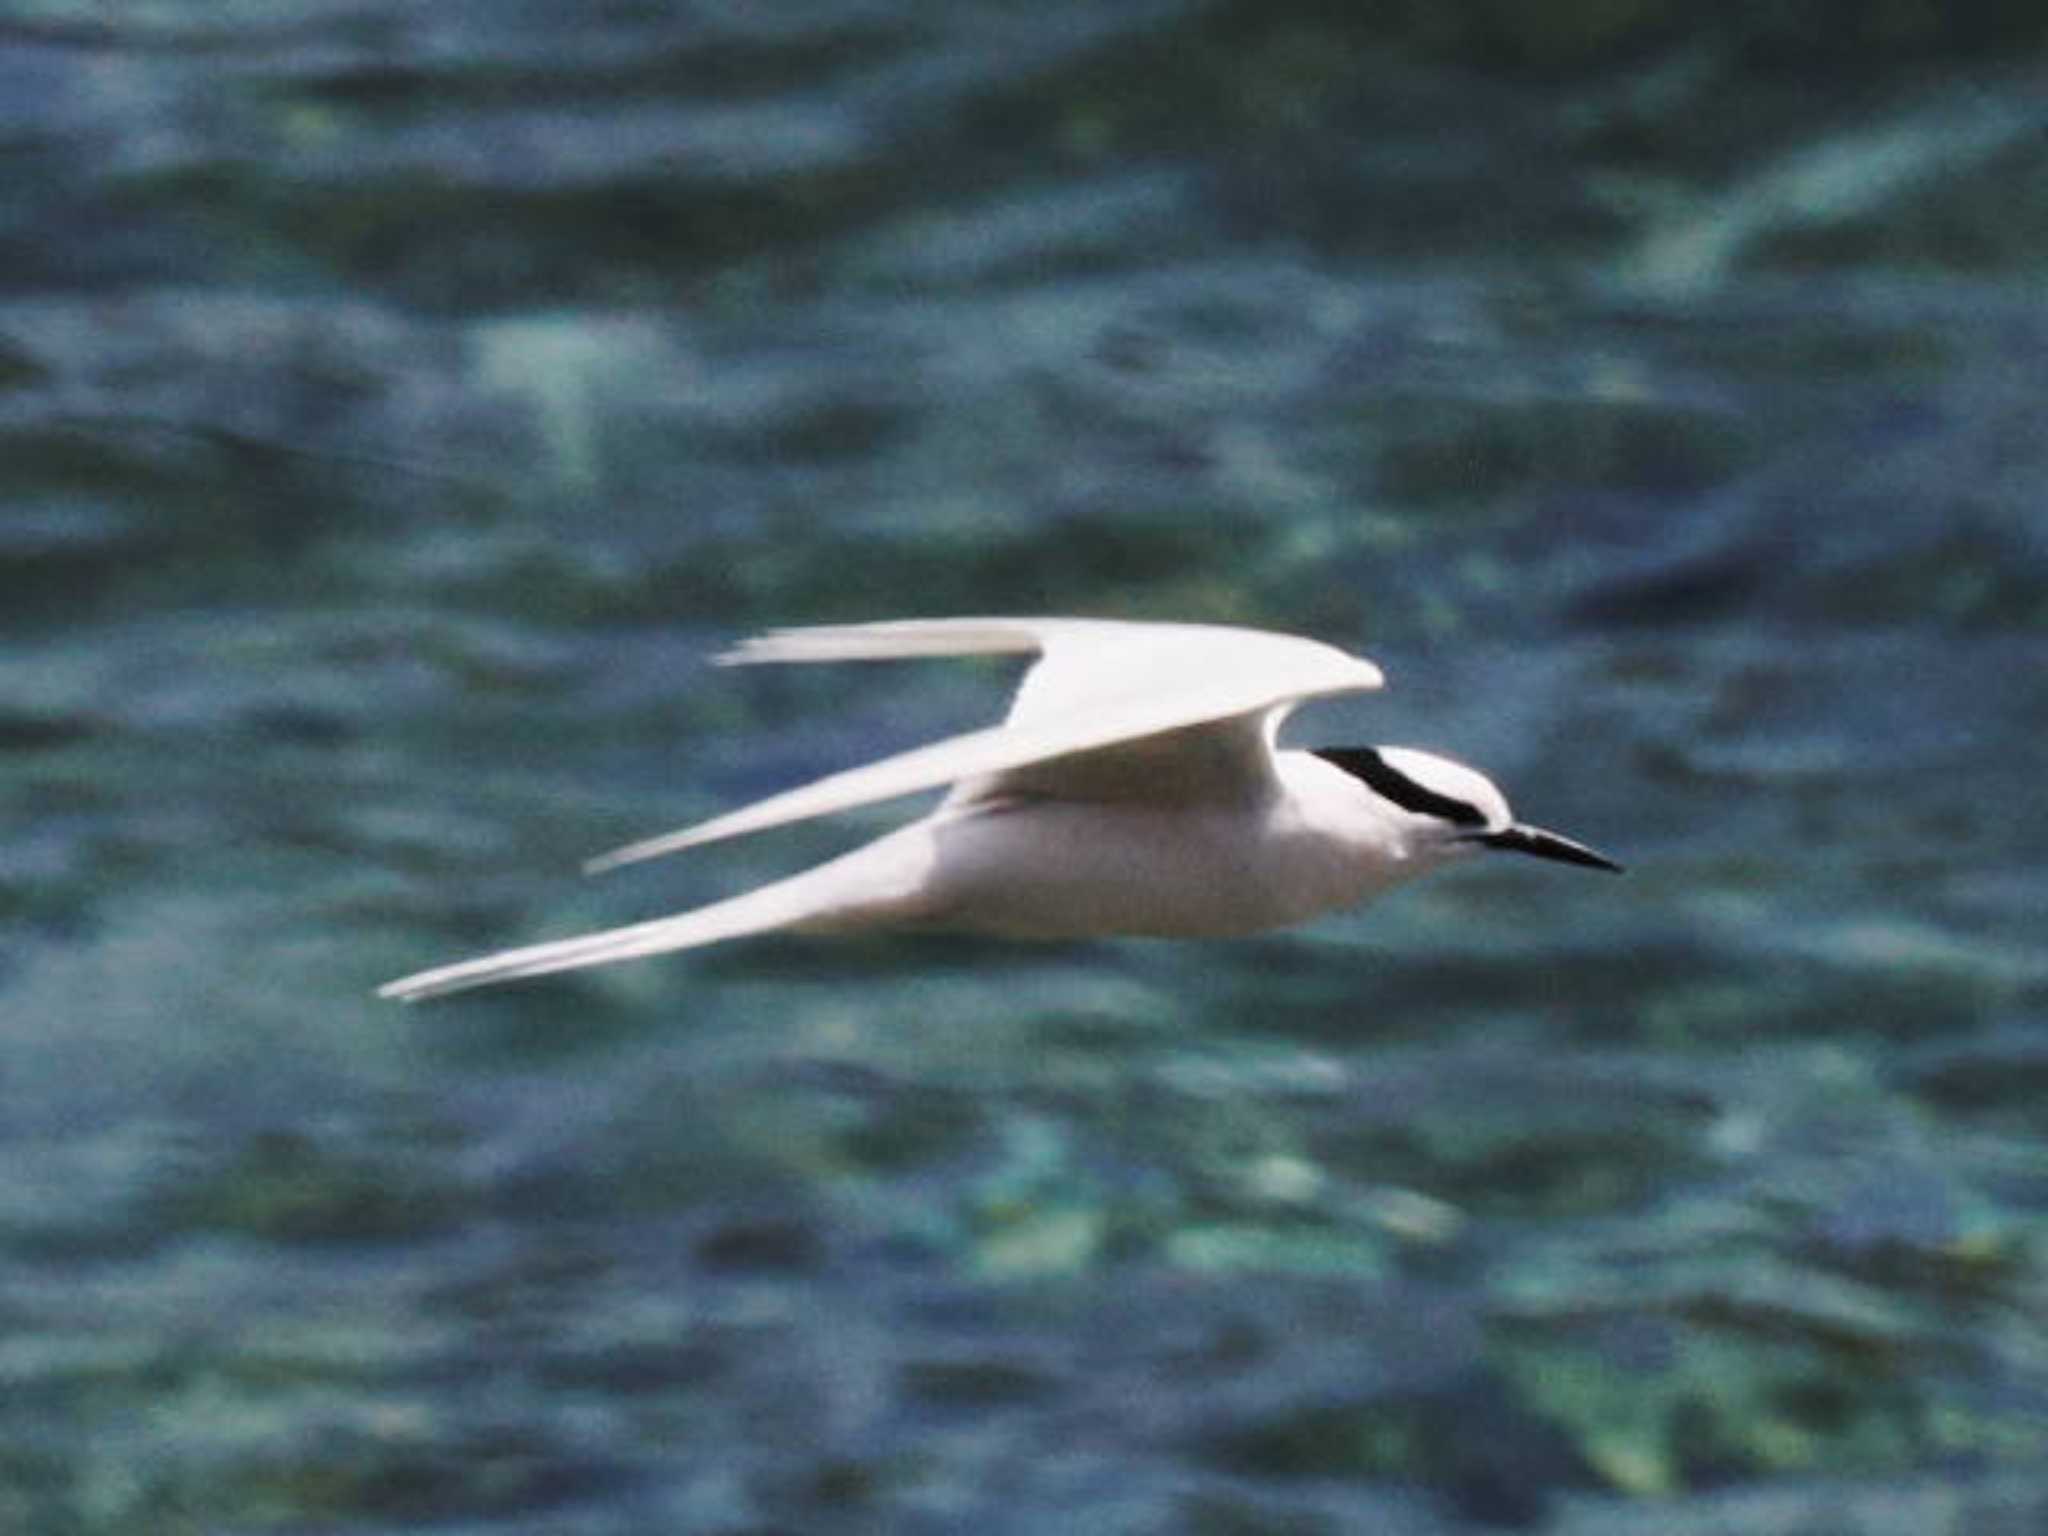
xmin=379 ymin=617 xmax=1619 ymax=1001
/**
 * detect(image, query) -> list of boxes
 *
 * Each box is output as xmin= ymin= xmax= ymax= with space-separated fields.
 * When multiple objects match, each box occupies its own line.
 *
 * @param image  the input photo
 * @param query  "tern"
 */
xmin=379 ymin=617 xmax=1619 ymax=1001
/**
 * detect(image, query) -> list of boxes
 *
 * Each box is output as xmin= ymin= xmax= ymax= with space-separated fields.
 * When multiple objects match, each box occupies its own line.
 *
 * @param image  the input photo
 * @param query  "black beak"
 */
xmin=1476 ymin=824 xmax=1623 ymax=873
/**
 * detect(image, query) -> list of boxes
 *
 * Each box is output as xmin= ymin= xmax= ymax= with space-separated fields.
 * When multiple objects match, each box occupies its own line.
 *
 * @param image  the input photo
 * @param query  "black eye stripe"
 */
xmin=1310 ymin=747 xmax=1488 ymax=827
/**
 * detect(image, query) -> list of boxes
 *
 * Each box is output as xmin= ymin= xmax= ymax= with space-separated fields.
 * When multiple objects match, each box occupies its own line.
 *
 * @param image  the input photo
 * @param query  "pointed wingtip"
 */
xmin=583 ymin=827 xmax=708 ymax=876
xmin=714 ymin=626 xmax=815 ymax=665
xmin=374 ymin=953 xmax=542 ymax=1003
xmin=376 ymin=957 xmax=505 ymax=1001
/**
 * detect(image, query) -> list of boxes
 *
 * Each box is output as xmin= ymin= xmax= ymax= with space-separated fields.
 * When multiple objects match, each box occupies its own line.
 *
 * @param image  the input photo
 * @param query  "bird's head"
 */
xmin=1311 ymin=746 xmax=1622 ymax=874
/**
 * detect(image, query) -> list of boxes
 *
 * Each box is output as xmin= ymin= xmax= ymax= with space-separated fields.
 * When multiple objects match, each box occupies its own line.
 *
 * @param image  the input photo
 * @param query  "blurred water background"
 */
xmin=4 ymin=3 xmax=2048 ymax=1531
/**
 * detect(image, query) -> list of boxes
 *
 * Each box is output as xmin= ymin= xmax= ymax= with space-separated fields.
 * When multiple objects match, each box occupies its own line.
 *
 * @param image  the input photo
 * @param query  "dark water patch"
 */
xmin=1198 ymin=1368 xmax=1593 ymax=1527
xmin=812 ymin=1077 xmax=989 ymax=1174
xmin=693 ymin=1211 xmax=829 ymax=1274
xmin=194 ymin=1418 xmax=627 ymax=1528
xmin=1376 ymin=391 xmax=1752 ymax=512
xmin=1900 ymin=1019 xmax=2048 ymax=1134
xmin=1301 ymin=1048 xmax=1716 ymax=1223
xmin=1801 ymin=1167 xmax=2022 ymax=1305
xmin=159 ymin=1125 xmax=464 ymax=1246
xmin=0 ymin=705 xmax=100 ymax=752
xmin=902 ymin=1353 xmax=1065 ymax=1410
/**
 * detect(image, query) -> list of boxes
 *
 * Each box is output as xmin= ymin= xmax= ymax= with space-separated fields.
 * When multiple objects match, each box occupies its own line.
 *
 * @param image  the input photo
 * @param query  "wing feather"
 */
xmin=717 ymin=619 xmax=1050 ymax=665
xmin=587 ymin=618 xmax=1383 ymax=874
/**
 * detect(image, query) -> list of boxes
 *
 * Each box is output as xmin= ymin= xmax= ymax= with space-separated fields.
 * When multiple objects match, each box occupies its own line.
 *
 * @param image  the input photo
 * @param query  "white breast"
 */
xmin=918 ymin=752 xmax=1428 ymax=940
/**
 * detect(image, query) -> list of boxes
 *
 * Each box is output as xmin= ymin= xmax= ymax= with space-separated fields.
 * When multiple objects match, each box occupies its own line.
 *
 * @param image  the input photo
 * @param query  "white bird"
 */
xmin=378 ymin=617 xmax=1619 ymax=1002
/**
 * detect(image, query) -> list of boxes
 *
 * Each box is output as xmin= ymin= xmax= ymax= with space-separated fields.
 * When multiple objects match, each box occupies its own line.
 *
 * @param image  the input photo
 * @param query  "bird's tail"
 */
xmin=378 ymin=829 xmax=934 ymax=1002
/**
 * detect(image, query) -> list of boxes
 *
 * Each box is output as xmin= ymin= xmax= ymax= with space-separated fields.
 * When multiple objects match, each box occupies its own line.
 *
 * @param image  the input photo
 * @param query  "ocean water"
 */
xmin=3 ymin=5 xmax=2046 ymax=1530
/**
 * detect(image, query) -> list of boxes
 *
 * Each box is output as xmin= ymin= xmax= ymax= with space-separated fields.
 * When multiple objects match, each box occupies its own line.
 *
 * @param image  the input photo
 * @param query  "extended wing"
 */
xmin=586 ymin=617 xmax=1384 ymax=873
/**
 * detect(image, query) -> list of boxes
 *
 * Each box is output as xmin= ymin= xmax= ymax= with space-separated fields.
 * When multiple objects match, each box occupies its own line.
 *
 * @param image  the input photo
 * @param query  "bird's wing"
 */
xmin=586 ymin=618 xmax=1384 ymax=873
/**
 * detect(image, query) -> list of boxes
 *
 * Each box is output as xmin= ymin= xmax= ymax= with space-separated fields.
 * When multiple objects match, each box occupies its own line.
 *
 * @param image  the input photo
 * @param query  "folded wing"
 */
xmin=587 ymin=618 xmax=1384 ymax=873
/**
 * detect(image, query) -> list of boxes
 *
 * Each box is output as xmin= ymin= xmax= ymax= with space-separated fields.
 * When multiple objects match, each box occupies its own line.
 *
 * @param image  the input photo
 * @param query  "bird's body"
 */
xmin=380 ymin=618 xmax=1618 ymax=1001
xmin=864 ymin=762 xmax=1400 ymax=942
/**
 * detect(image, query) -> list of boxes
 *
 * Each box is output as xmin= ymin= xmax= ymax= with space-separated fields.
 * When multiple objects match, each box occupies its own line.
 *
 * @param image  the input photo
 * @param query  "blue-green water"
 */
xmin=3 ymin=5 xmax=2046 ymax=1531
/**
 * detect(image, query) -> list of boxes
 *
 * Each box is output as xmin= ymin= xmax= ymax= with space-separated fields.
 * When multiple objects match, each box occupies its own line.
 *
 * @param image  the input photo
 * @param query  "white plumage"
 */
xmin=379 ymin=617 xmax=1617 ymax=1001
